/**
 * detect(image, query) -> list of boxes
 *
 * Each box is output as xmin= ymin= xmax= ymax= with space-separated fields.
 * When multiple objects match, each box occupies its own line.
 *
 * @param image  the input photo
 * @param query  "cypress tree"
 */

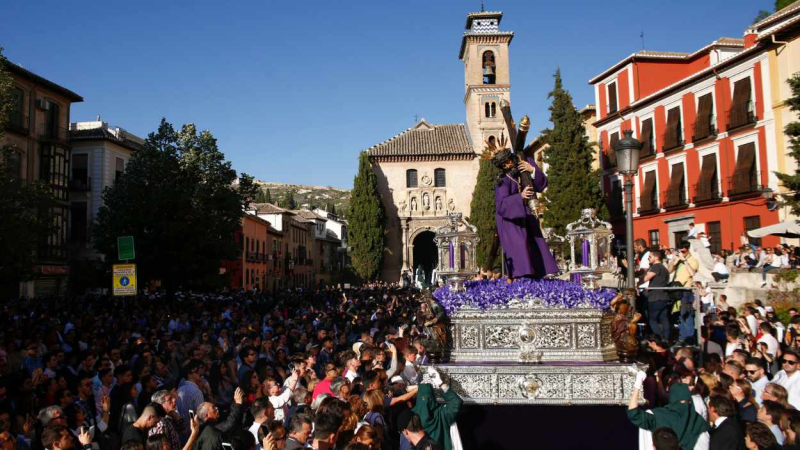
xmin=281 ymin=190 xmax=297 ymax=209
xmin=349 ymin=151 xmax=386 ymax=280
xmin=330 ymin=203 xmax=337 ymax=215
xmin=470 ymin=153 xmax=501 ymax=270
xmin=265 ymin=188 xmax=272 ymax=203
xmin=541 ymin=69 xmax=607 ymax=236
xmin=776 ymin=74 xmax=800 ymax=215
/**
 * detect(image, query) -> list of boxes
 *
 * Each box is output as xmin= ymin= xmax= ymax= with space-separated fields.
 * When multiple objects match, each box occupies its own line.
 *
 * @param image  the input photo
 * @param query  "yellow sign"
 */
xmin=113 ymin=264 xmax=137 ymax=296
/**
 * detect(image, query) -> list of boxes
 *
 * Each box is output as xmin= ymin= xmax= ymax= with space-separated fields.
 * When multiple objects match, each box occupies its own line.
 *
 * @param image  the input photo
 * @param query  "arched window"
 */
xmin=482 ymin=51 xmax=496 ymax=84
xmin=406 ymin=169 xmax=418 ymax=188
xmin=491 ymin=102 xmax=497 ymax=117
xmin=434 ymin=168 xmax=446 ymax=187
xmin=485 ymin=102 xmax=497 ymax=118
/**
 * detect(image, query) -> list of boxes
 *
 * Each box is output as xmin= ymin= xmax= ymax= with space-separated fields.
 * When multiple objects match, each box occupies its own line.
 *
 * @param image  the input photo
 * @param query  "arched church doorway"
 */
xmin=413 ymin=231 xmax=438 ymax=287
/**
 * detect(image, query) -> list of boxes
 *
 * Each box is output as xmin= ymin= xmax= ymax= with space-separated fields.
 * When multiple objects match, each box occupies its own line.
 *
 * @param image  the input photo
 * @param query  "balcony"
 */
xmin=727 ymin=101 xmax=757 ymax=132
xmin=662 ymin=130 xmax=684 ymax=153
xmin=5 ymin=114 xmax=29 ymax=135
xmin=727 ymin=171 xmax=764 ymax=198
xmin=662 ymin=192 xmax=688 ymax=210
xmin=692 ymin=182 xmax=722 ymax=205
xmin=70 ymin=177 xmax=92 ymax=191
xmin=692 ymin=114 xmax=717 ymax=143
xmin=38 ymin=123 xmax=69 ymax=145
xmin=636 ymin=197 xmax=660 ymax=216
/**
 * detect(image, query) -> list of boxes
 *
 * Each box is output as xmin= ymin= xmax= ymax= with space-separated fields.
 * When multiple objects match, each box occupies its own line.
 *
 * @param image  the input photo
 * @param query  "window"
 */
xmin=115 ymin=157 xmax=124 ymax=182
xmin=693 ymin=93 xmax=715 ymax=140
xmin=728 ymin=77 xmax=754 ymax=130
xmin=9 ymin=87 xmax=24 ymax=130
xmin=607 ymin=132 xmax=619 ymax=168
xmin=607 ymin=82 xmax=618 ymax=114
xmin=664 ymin=162 xmax=686 ymax=208
xmin=707 ymin=221 xmax=722 ymax=255
xmin=663 ymin=106 xmax=683 ymax=150
xmin=484 ymin=102 xmax=497 ymax=118
xmin=695 ymin=154 xmax=719 ymax=203
xmin=5 ymin=151 xmax=21 ymax=185
xmin=71 ymin=154 xmax=89 ymax=190
xmin=610 ymin=179 xmax=623 ymax=217
xmin=640 ymin=170 xmax=658 ymax=213
xmin=649 ymin=230 xmax=660 ymax=248
xmin=40 ymin=145 xmax=69 ymax=201
xmin=45 ymin=102 xmax=60 ymax=139
xmin=674 ymin=230 xmax=689 ymax=246
xmin=71 ymin=202 xmax=88 ymax=242
xmin=406 ymin=169 xmax=418 ymax=188
xmin=434 ymin=168 xmax=446 ymax=187
xmin=640 ymin=118 xmax=654 ymax=158
xmin=482 ymin=51 xmax=496 ymax=84
xmin=744 ymin=216 xmax=761 ymax=247
xmin=40 ymin=205 xmax=68 ymax=260
xmin=730 ymin=143 xmax=758 ymax=195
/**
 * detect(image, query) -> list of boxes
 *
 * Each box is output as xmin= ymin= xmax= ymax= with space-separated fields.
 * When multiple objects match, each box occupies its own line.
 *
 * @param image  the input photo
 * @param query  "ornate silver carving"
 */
xmin=484 ymin=325 xmax=518 ymax=349
xmin=447 ymin=301 xmax=617 ymax=363
xmin=519 ymin=376 xmax=543 ymax=399
xmin=461 ymin=325 xmax=479 ymax=349
xmin=421 ymin=362 xmax=646 ymax=405
xmin=577 ymin=324 xmax=597 ymax=348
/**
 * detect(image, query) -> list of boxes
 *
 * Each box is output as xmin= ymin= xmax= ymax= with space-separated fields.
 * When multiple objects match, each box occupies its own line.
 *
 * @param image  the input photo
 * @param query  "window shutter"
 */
xmin=640 ymin=119 xmax=653 ymax=157
xmin=731 ymin=143 xmax=756 ymax=195
xmin=695 ymin=154 xmax=718 ymax=202
xmin=664 ymin=107 xmax=681 ymax=149
xmin=666 ymin=163 xmax=685 ymax=207
xmin=641 ymin=171 xmax=656 ymax=212
xmin=608 ymin=132 xmax=619 ymax=167
xmin=694 ymin=94 xmax=713 ymax=140
xmin=729 ymin=78 xmax=752 ymax=128
xmin=607 ymin=83 xmax=618 ymax=114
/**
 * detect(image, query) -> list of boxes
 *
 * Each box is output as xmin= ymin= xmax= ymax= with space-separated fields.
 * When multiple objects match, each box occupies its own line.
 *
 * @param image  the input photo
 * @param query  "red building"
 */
xmin=591 ymin=32 xmax=780 ymax=253
xmin=222 ymin=214 xmax=270 ymax=291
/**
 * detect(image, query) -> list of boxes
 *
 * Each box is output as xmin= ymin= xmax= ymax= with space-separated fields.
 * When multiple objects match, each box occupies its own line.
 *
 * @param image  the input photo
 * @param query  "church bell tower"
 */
xmin=460 ymin=10 xmax=514 ymax=153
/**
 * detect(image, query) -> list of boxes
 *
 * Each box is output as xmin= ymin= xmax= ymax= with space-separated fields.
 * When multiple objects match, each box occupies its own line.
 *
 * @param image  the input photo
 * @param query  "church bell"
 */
xmin=483 ymin=65 xmax=495 ymax=76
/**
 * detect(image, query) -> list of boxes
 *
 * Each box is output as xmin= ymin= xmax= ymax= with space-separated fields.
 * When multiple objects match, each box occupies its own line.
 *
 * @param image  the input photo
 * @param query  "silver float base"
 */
xmin=422 ymin=361 xmax=645 ymax=406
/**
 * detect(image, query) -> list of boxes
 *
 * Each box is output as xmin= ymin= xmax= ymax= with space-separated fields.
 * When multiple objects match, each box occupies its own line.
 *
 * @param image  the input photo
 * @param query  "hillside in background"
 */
xmin=252 ymin=180 xmax=351 ymax=216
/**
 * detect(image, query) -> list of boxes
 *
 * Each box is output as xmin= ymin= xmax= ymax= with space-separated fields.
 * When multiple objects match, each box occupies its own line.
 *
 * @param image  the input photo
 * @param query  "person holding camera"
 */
xmin=668 ymin=242 xmax=699 ymax=345
xmin=193 ymin=388 xmax=245 ymax=450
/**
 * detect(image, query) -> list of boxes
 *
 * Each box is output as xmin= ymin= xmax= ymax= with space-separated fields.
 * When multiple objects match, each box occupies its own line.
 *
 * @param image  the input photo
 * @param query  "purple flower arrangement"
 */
xmin=433 ymin=278 xmax=616 ymax=315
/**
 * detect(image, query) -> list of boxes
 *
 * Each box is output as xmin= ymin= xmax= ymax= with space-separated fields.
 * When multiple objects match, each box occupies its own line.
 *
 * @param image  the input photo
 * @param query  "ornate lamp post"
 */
xmin=613 ymin=130 xmax=643 ymax=299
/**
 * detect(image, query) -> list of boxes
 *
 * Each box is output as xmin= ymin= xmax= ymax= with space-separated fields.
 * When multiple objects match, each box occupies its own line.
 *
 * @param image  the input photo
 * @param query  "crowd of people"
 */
xmin=0 ymin=285 xmax=462 ymax=450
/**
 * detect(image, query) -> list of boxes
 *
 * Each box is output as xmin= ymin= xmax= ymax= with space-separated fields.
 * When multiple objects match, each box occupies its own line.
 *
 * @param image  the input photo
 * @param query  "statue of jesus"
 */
xmin=492 ymin=149 xmax=558 ymax=279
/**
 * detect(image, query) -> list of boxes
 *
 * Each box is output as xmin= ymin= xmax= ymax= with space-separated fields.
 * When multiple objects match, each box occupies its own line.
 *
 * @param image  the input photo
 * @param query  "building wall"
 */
xmin=3 ymin=71 xmax=80 ymax=297
xmin=597 ymin=48 xmax=782 ymax=253
xmin=372 ymin=157 xmax=478 ymax=281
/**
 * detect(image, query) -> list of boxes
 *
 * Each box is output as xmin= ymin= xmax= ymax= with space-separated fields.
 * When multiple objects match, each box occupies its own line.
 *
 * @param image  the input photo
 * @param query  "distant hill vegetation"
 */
xmin=252 ymin=180 xmax=351 ymax=216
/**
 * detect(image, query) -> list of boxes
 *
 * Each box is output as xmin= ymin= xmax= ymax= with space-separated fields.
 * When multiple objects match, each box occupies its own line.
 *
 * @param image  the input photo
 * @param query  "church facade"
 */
xmin=367 ymin=10 xmax=515 ymax=282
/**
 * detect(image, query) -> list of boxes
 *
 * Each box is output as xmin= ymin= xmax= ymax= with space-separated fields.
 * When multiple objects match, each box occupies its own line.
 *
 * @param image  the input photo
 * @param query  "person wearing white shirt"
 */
xmin=757 ymin=323 xmax=780 ymax=357
xmin=745 ymin=358 xmax=769 ymax=407
xmin=725 ymin=328 xmax=745 ymax=357
xmin=268 ymin=370 xmax=298 ymax=422
xmin=342 ymin=351 xmax=360 ymax=382
xmin=687 ymin=223 xmax=698 ymax=239
xmin=773 ymin=349 xmax=800 ymax=409
xmin=711 ymin=256 xmax=729 ymax=282
xmin=248 ymin=398 xmax=273 ymax=450
xmin=744 ymin=309 xmax=758 ymax=337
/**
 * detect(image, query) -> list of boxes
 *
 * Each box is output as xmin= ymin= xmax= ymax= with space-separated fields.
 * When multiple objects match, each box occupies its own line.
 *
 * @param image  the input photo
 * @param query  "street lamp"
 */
xmin=614 ymin=129 xmax=643 ymax=297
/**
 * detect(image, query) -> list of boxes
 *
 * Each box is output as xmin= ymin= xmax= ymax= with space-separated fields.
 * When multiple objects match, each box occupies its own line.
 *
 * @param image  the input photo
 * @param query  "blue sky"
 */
xmin=1 ymin=0 xmax=773 ymax=188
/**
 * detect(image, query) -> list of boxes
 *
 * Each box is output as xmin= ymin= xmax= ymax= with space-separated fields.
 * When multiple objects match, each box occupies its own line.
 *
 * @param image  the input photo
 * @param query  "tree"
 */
xmin=280 ymin=190 xmax=297 ymax=209
xmin=93 ymin=119 xmax=257 ymax=292
xmin=254 ymin=188 xmax=267 ymax=203
xmin=330 ymin=203 xmax=337 ymax=215
xmin=776 ymin=0 xmax=793 ymax=11
xmin=470 ymin=154 xmax=501 ymax=270
xmin=541 ymin=69 xmax=607 ymax=236
xmin=265 ymin=188 xmax=272 ymax=204
xmin=348 ymin=151 xmax=386 ymax=280
xmin=0 ymin=49 xmax=58 ymax=295
xmin=776 ymin=73 xmax=800 ymax=215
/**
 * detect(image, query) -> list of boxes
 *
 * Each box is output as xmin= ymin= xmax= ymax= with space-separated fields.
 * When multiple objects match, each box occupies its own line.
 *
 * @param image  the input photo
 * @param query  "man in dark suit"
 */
xmin=709 ymin=396 xmax=745 ymax=450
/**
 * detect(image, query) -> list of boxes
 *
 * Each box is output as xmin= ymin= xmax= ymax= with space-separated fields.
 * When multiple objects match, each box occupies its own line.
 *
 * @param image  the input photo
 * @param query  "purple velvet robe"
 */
xmin=495 ymin=157 xmax=559 ymax=279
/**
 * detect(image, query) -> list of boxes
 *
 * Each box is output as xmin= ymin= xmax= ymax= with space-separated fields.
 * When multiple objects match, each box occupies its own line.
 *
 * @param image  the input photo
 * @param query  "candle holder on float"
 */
xmin=542 ymin=227 xmax=567 ymax=275
xmin=566 ymin=209 xmax=614 ymax=289
xmin=433 ymin=213 xmax=480 ymax=291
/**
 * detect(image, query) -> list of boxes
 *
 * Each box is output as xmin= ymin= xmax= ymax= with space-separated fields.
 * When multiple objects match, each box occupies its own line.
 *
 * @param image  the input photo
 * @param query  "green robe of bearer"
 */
xmin=412 ymin=384 xmax=463 ymax=450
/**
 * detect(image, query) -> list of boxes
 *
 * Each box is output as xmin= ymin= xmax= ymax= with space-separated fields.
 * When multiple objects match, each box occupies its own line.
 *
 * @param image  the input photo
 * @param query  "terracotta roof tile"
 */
xmin=366 ymin=120 xmax=474 ymax=158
